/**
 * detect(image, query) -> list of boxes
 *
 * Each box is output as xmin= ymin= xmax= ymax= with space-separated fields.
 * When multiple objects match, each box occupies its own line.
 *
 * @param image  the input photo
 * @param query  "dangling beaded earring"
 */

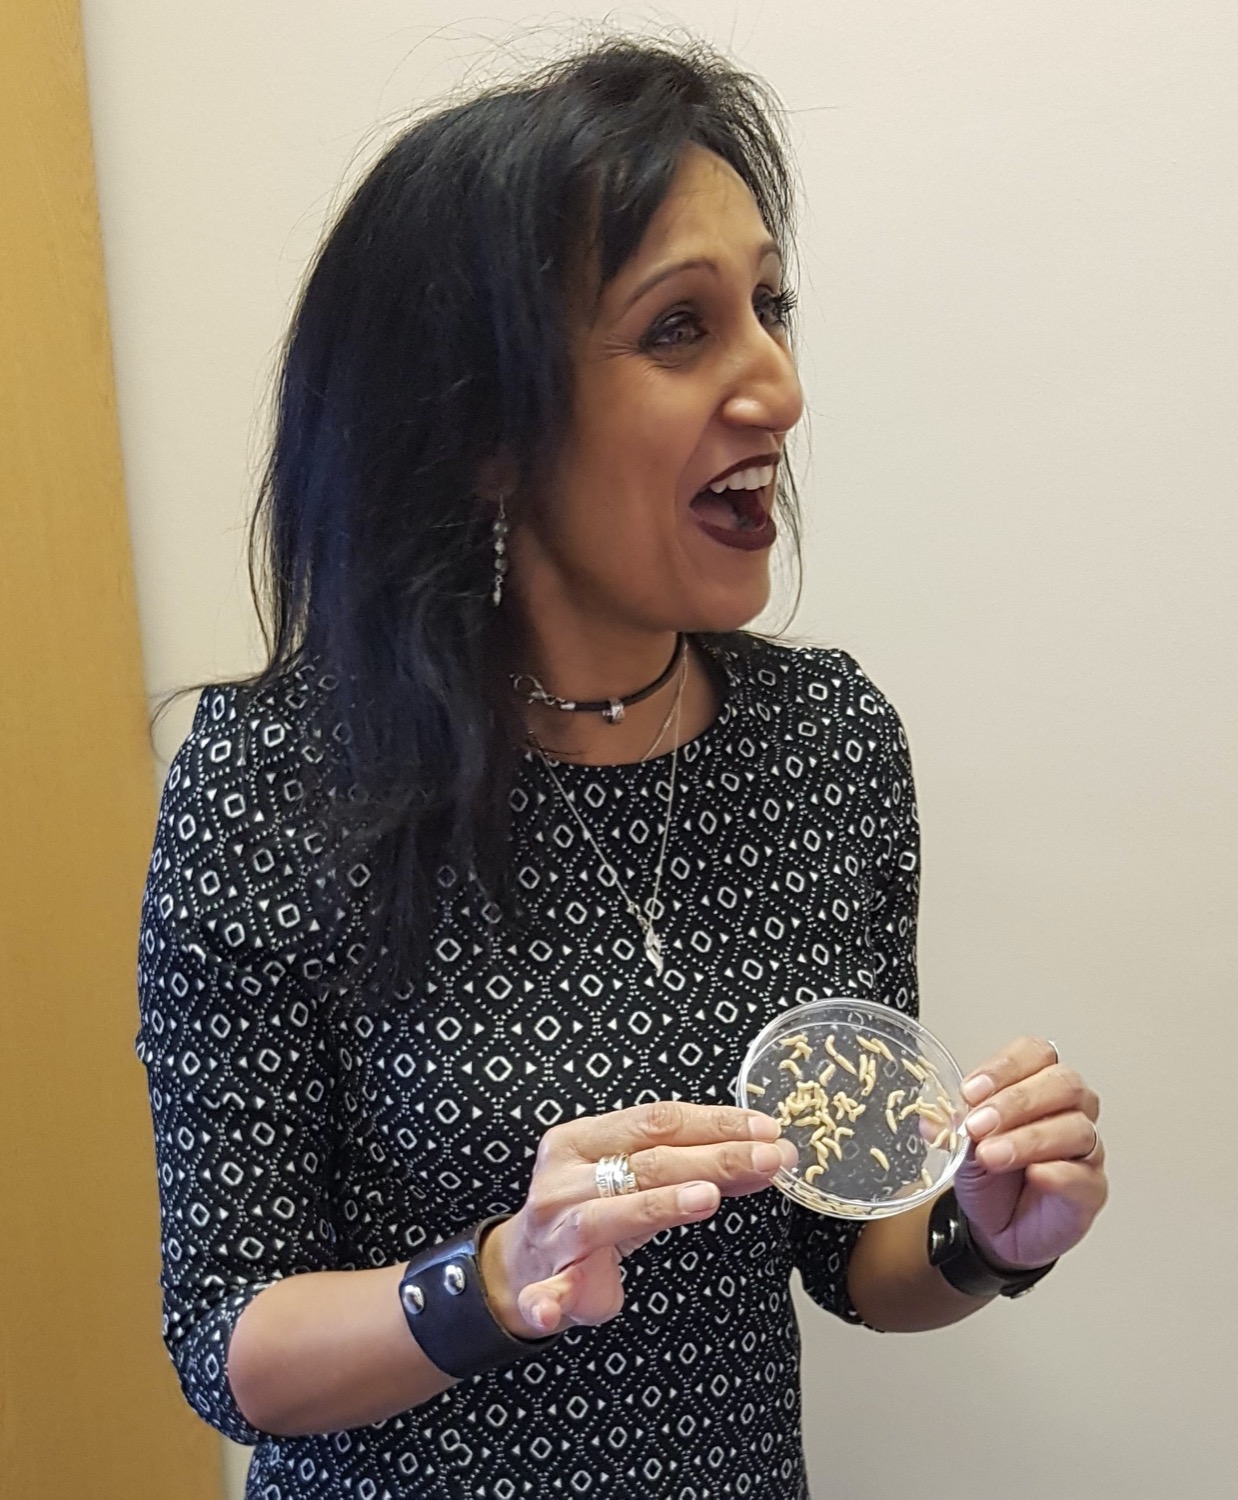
xmin=490 ymin=496 xmax=510 ymax=607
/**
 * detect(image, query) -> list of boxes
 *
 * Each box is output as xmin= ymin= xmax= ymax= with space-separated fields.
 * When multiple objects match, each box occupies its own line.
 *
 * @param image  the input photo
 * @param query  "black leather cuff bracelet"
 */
xmin=928 ymin=1188 xmax=1058 ymax=1300
xmin=398 ymin=1215 xmax=560 ymax=1379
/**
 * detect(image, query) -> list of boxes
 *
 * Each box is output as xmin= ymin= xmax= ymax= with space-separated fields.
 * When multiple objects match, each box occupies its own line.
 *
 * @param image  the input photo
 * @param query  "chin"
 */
xmin=685 ymin=575 xmax=772 ymax=636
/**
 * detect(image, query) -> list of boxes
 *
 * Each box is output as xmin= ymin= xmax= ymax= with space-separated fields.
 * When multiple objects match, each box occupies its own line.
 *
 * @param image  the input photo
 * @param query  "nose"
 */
xmin=719 ymin=323 xmax=804 ymax=439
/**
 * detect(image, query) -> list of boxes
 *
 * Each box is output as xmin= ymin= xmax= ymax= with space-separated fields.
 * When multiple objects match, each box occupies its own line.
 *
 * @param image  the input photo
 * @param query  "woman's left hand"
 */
xmin=952 ymin=1036 xmax=1108 ymax=1271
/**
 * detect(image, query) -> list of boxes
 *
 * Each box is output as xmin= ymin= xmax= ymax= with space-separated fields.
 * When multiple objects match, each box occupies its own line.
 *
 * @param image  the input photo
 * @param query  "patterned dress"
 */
xmin=136 ymin=637 xmax=920 ymax=1499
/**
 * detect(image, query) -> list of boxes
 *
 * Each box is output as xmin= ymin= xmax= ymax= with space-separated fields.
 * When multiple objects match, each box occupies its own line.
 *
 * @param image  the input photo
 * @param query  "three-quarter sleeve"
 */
xmin=136 ymin=689 xmax=340 ymax=1441
xmin=790 ymin=670 xmax=921 ymax=1322
xmin=863 ymin=690 xmax=920 ymax=1022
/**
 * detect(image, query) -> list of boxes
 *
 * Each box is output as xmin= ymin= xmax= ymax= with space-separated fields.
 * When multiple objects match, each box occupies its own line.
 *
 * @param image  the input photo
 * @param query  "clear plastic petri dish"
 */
xmin=735 ymin=997 xmax=968 ymax=1220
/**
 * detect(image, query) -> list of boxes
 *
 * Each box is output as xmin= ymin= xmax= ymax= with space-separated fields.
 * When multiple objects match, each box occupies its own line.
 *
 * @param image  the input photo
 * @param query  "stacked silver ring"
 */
xmin=595 ymin=1154 xmax=638 ymax=1198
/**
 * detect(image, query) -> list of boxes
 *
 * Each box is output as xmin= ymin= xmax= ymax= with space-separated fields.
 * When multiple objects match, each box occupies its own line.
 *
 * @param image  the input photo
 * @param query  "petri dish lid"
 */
xmin=735 ymin=997 xmax=968 ymax=1220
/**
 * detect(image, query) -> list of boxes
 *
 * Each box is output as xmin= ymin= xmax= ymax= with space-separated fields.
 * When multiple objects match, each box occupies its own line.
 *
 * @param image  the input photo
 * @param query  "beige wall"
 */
xmin=82 ymin=4 xmax=1238 ymax=1497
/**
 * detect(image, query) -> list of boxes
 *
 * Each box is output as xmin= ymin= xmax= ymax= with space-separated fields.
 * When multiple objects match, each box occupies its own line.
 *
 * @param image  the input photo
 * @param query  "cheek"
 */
xmin=562 ymin=440 xmax=690 ymax=549
xmin=552 ymin=373 xmax=719 ymax=581
xmin=578 ymin=368 xmax=710 ymax=480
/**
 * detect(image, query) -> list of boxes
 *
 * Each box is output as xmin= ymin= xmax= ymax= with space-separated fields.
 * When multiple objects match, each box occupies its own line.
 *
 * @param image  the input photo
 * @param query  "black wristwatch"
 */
xmin=398 ymin=1215 xmax=560 ymax=1379
xmin=928 ymin=1189 xmax=1057 ymax=1299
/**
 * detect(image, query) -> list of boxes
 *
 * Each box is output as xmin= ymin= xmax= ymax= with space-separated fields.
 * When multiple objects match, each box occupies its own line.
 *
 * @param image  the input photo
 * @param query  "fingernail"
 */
xmin=777 ymin=1139 xmax=799 ymax=1170
xmin=751 ymin=1143 xmax=782 ymax=1173
xmin=979 ymin=1139 xmax=1015 ymax=1168
xmin=965 ymin=1106 xmax=1000 ymax=1137
xmin=679 ymin=1182 xmax=718 ymax=1213
xmin=961 ymin=1074 xmax=995 ymax=1105
xmin=747 ymin=1114 xmax=780 ymax=1141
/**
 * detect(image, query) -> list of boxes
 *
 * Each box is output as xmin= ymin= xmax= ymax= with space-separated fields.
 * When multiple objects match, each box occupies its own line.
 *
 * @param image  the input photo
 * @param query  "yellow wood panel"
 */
xmin=0 ymin=3 xmax=222 ymax=1495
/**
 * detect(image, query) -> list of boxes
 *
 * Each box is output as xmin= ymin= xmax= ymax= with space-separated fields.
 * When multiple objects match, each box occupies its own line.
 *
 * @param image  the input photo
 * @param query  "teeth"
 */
xmin=708 ymin=464 xmax=774 ymax=494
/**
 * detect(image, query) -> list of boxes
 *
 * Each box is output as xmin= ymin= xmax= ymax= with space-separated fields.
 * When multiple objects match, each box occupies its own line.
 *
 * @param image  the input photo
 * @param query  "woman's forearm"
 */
xmin=227 ymin=1265 xmax=456 ymax=1436
xmin=229 ymin=1200 xmax=988 ymax=1439
xmin=846 ymin=1199 xmax=992 ymax=1332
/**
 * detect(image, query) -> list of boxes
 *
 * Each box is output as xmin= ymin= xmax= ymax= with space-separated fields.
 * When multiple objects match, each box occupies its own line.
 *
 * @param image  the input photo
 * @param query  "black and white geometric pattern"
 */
xmin=137 ymin=639 xmax=919 ymax=1499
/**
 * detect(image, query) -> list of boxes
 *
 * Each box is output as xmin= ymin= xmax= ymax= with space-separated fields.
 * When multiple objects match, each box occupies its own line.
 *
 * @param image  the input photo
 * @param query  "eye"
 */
xmin=756 ymin=286 xmax=798 ymax=330
xmin=639 ymin=306 xmax=707 ymax=353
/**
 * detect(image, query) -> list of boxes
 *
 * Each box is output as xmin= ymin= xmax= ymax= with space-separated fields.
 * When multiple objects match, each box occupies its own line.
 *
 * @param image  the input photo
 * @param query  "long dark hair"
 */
xmin=241 ymin=37 xmax=802 ymax=987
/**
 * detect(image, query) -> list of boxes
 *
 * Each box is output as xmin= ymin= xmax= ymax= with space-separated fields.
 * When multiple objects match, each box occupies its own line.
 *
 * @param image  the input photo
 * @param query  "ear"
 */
xmin=475 ymin=451 xmax=518 ymax=503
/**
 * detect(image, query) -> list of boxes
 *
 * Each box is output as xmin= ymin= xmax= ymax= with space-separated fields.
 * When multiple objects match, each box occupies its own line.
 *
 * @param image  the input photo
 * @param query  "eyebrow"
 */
xmin=619 ymin=238 xmax=783 ymax=313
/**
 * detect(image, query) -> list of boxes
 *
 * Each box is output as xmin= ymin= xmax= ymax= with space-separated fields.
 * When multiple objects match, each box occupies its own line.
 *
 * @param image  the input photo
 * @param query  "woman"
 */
xmin=138 ymin=40 xmax=1108 ymax=1499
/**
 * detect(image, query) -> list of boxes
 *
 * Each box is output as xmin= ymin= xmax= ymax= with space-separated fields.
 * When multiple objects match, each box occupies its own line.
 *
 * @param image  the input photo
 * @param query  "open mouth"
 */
xmin=689 ymin=458 xmax=779 ymax=551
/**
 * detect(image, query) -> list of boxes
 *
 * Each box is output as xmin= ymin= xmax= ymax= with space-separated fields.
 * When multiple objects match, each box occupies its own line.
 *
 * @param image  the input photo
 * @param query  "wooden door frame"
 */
xmin=0 ymin=3 xmax=222 ymax=1495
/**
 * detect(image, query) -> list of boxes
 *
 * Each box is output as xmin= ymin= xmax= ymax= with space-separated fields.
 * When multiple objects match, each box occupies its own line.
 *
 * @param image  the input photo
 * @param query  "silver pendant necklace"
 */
xmin=533 ymin=664 xmax=686 ymax=975
xmin=639 ymin=653 xmax=688 ymax=762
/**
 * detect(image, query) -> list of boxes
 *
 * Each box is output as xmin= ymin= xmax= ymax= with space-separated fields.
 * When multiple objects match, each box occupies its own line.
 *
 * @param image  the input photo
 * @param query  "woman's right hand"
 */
xmin=479 ymin=1101 xmax=795 ymax=1338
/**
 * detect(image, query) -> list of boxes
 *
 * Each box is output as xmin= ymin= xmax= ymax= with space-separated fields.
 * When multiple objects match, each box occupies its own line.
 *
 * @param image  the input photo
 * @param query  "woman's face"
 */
xmin=515 ymin=145 xmax=804 ymax=638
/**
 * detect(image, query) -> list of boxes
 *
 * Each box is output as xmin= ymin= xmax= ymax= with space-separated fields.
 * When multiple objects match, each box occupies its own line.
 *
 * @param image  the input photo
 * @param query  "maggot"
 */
xmin=804 ymin=1165 xmax=825 ymax=1183
xmin=817 ymin=1063 xmax=837 ymax=1089
xmin=777 ymin=1034 xmax=809 ymax=1050
xmin=745 ymin=1083 xmax=766 ymax=1097
xmin=824 ymin=1035 xmax=859 ymax=1076
xmin=857 ymin=1036 xmax=896 ymax=1064
xmin=901 ymin=1059 xmax=927 ymax=1082
xmin=778 ymin=1058 xmax=803 ymax=1078
xmin=870 ymin=1148 xmax=890 ymax=1172
xmin=929 ymin=1126 xmax=951 ymax=1151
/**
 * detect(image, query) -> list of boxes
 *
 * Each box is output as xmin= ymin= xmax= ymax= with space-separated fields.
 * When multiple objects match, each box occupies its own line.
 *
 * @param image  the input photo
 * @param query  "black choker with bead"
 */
xmin=511 ymin=634 xmax=686 ymax=725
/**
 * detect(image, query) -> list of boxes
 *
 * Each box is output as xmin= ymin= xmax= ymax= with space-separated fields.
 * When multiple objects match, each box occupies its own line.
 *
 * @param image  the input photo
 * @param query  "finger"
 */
xmin=623 ymin=1137 xmax=798 ymax=1198
xmin=960 ymin=1036 xmax=1061 ymax=1105
xmin=546 ymin=1101 xmax=780 ymax=1167
xmin=554 ymin=1179 xmax=722 ymax=1264
xmin=518 ymin=1248 xmax=624 ymax=1333
xmin=971 ymin=1111 xmax=1102 ymax=1172
xmin=963 ymin=1065 xmax=1100 ymax=1143
xmin=1024 ymin=1157 xmax=1110 ymax=1216
xmin=525 ymin=1136 xmax=793 ymax=1238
